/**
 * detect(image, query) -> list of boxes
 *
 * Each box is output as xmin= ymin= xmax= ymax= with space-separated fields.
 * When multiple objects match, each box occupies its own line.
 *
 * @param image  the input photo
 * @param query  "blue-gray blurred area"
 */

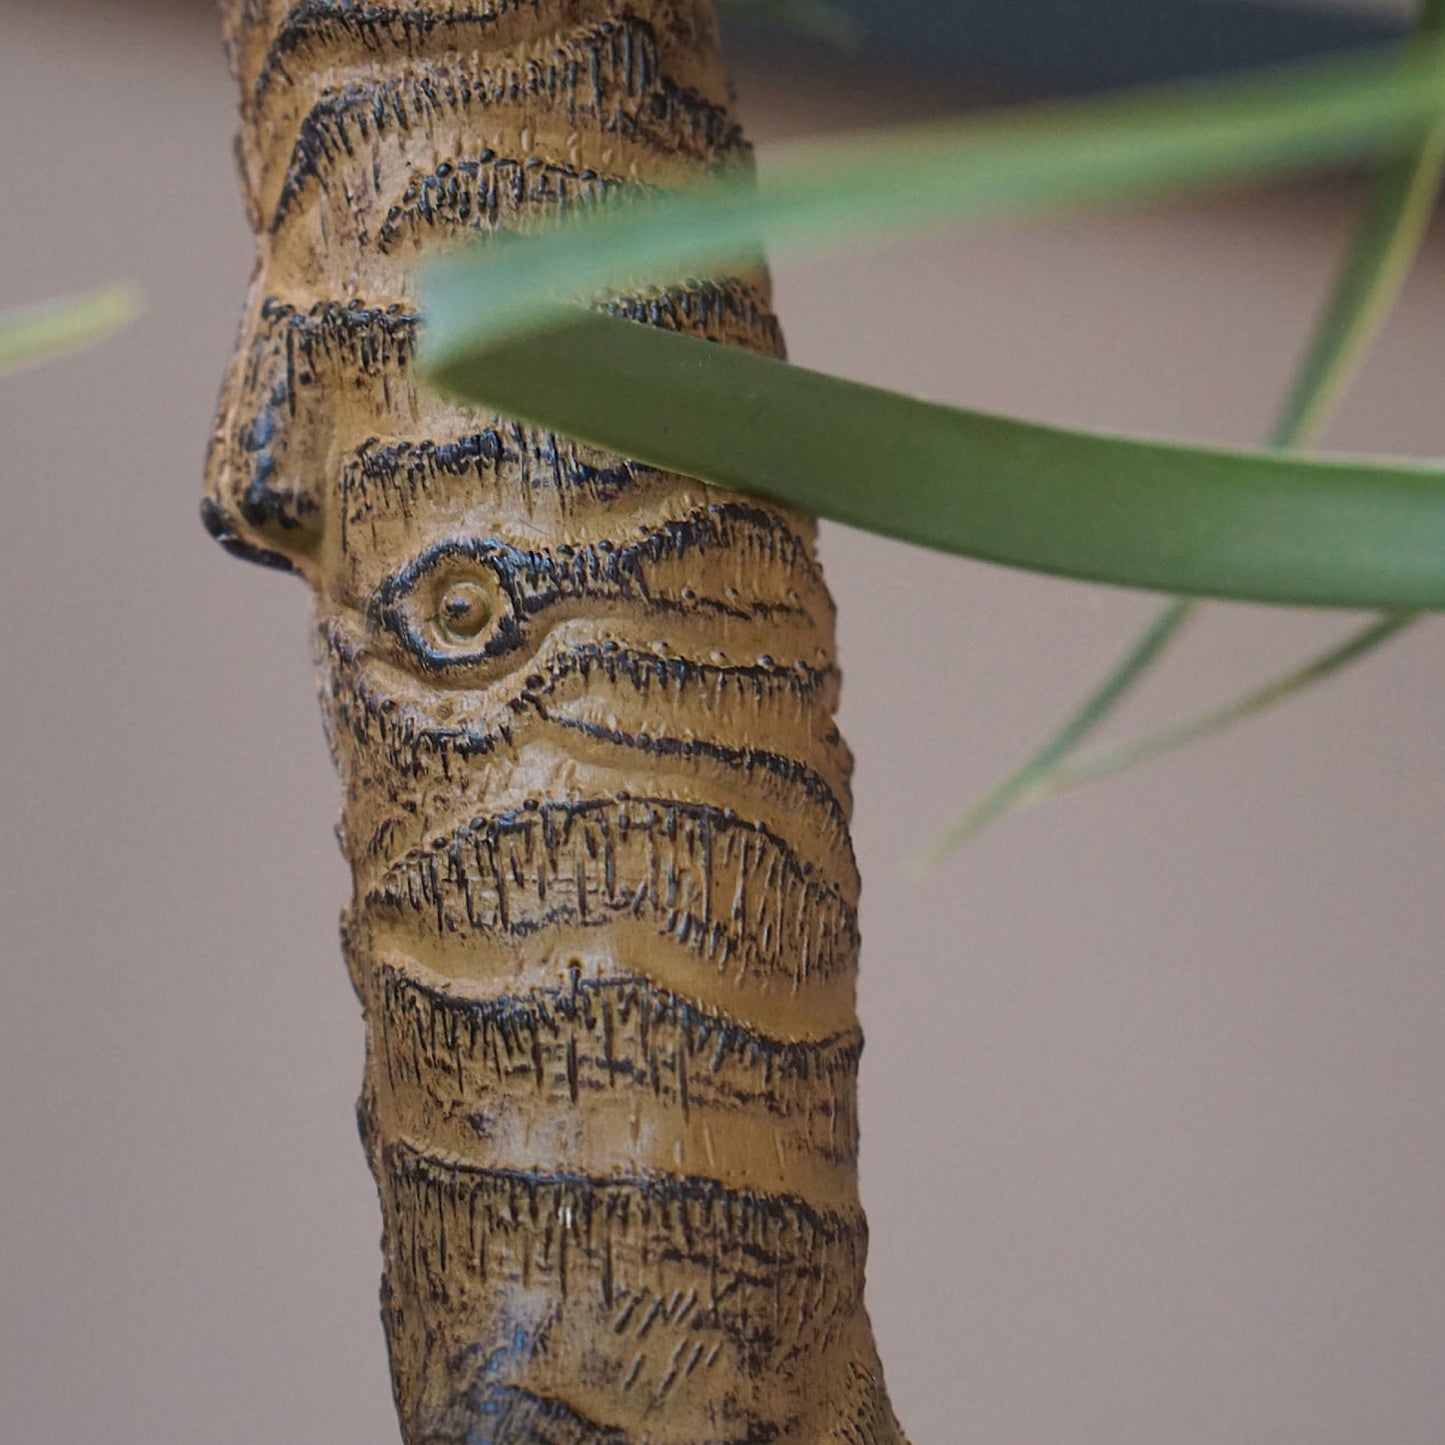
xmin=733 ymin=0 xmax=1407 ymax=92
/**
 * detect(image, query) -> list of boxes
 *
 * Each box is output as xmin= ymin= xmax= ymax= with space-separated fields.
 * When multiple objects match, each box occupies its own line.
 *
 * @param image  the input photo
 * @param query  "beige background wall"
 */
xmin=2 ymin=3 xmax=1442 ymax=1442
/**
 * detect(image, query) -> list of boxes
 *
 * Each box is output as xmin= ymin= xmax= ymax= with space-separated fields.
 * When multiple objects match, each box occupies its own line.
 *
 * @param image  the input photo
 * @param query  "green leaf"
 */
xmin=426 ymin=308 xmax=1445 ymax=611
xmin=0 ymin=284 xmax=141 ymax=376
xmin=421 ymin=39 xmax=1445 ymax=353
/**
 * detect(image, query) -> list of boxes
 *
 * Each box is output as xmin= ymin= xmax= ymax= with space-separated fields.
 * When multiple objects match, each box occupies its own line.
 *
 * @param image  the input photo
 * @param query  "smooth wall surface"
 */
xmin=1 ymin=4 xmax=1442 ymax=1443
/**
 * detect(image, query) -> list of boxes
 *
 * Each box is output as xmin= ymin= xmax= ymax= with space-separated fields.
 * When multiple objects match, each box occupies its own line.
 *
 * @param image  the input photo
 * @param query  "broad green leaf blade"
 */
xmin=426 ymin=309 xmax=1445 ymax=611
xmin=0 ymin=284 xmax=140 ymax=376
xmin=422 ymin=39 xmax=1445 ymax=352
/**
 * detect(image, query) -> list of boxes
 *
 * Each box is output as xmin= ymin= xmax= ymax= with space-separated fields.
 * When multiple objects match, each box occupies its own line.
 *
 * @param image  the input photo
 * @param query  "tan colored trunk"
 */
xmin=205 ymin=3 xmax=903 ymax=1441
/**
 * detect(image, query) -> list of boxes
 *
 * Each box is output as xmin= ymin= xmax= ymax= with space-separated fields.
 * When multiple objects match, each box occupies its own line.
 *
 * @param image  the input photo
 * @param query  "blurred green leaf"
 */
xmin=0 ymin=284 xmax=140 ymax=376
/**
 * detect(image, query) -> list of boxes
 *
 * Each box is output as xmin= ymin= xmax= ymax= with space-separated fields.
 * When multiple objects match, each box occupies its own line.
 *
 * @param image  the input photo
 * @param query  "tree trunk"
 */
xmin=204 ymin=3 xmax=903 ymax=1441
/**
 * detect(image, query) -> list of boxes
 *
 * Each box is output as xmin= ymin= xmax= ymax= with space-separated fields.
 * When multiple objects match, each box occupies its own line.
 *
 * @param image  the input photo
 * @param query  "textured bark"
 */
xmin=204 ymin=3 xmax=903 ymax=1441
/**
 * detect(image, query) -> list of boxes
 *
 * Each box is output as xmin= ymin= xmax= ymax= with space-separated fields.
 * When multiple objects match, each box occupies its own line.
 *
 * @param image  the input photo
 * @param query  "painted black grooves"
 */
xmin=374 ymin=152 xmax=636 ymax=251
xmin=548 ymin=715 xmax=852 ymax=825
xmin=375 ymin=966 xmax=863 ymax=1165
xmin=343 ymin=428 xmax=643 ymax=515
xmin=354 ymin=507 xmax=825 ymax=663
xmin=253 ymin=2 xmax=555 ymax=105
xmin=377 ymin=963 xmax=864 ymax=1093
xmin=247 ymin=285 xmax=779 ymax=386
xmin=212 ymin=289 xmax=787 ymax=564
xmin=365 ymin=796 xmax=861 ymax=985
xmin=381 ymin=1138 xmax=870 ymax=1262
xmin=267 ymin=17 xmax=740 ymax=231
xmin=368 ymin=501 xmax=822 ymax=614
xmin=327 ymin=631 xmax=841 ymax=745
xmin=378 ymin=1137 xmax=873 ymax=1383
